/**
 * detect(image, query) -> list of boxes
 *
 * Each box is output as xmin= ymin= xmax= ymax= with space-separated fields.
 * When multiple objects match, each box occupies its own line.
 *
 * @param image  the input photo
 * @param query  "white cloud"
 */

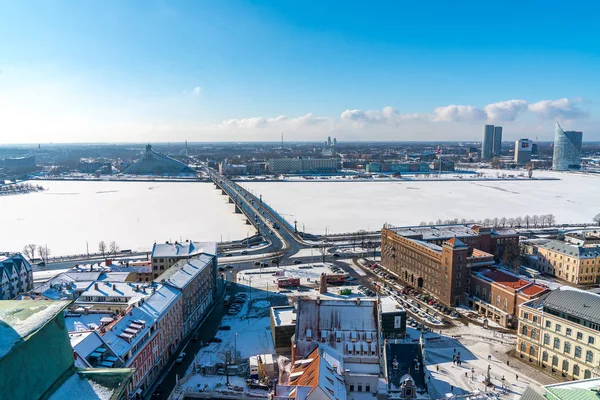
xmin=528 ymin=98 xmax=587 ymax=120
xmin=191 ymin=86 xmax=202 ymax=96
xmin=431 ymin=104 xmax=487 ymax=122
xmin=340 ymin=107 xmax=424 ymax=127
xmin=217 ymin=113 xmax=331 ymax=130
xmin=483 ymin=99 xmax=529 ymax=122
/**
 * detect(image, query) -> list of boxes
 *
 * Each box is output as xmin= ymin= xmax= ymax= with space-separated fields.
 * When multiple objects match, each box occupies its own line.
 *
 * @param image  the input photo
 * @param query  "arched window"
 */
xmin=503 ymin=298 xmax=507 ymax=310
xmin=497 ymin=295 xmax=501 ymax=306
xmin=586 ymin=350 xmax=594 ymax=363
xmin=522 ymin=325 xmax=528 ymax=335
xmin=585 ymin=370 xmax=592 ymax=379
xmin=520 ymin=342 xmax=526 ymax=352
xmin=542 ymin=351 xmax=548 ymax=362
xmin=573 ymin=365 xmax=580 ymax=376
xmin=563 ymin=359 xmax=569 ymax=371
xmin=529 ymin=345 xmax=536 ymax=356
xmin=531 ymin=329 xmax=537 ymax=339
xmin=552 ymin=355 xmax=559 ymax=366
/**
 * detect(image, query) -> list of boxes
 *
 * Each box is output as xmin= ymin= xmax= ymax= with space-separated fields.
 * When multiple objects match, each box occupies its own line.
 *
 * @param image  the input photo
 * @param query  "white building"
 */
xmin=514 ymin=138 xmax=532 ymax=165
xmin=0 ymin=253 xmax=33 ymax=300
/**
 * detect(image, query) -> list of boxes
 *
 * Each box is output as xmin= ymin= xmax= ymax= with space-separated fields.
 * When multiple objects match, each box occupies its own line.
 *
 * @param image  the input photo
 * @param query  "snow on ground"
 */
xmin=246 ymin=170 xmax=600 ymax=234
xmin=237 ymin=263 xmax=337 ymax=289
xmin=410 ymin=319 xmax=558 ymax=399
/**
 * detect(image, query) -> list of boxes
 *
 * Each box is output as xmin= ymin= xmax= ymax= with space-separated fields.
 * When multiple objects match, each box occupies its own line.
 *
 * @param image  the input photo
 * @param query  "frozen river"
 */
xmin=0 ymin=181 xmax=253 ymax=256
xmin=244 ymin=170 xmax=600 ymax=235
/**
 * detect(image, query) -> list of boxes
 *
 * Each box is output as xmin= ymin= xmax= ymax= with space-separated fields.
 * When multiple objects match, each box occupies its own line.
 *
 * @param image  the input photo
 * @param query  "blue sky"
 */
xmin=0 ymin=1 xmax=599 ymax=143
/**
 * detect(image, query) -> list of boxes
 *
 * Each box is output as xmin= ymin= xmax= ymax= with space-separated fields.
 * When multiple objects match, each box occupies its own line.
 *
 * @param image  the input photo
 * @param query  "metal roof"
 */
xmin=539 ymin=240 xmax=600 ymax=259
xmin=541 ymin=288 xmax=600 ymax=325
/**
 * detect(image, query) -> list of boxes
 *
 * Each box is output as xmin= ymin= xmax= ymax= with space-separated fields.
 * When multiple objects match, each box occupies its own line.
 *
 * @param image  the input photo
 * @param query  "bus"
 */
xmin=224 ymin=295 xmax=232 ymax=306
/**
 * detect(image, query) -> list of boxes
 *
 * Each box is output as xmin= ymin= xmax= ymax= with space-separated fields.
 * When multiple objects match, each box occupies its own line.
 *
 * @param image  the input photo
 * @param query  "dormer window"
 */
xmin=306 ymin=329 xmax=312 ymax=341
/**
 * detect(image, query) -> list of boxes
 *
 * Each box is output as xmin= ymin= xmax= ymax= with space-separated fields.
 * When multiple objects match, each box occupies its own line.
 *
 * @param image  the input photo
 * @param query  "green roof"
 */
xmin=45 ymin=368 xmax=134 ymax=400
xmin=546 ymin=387 xmax=600 ymax=400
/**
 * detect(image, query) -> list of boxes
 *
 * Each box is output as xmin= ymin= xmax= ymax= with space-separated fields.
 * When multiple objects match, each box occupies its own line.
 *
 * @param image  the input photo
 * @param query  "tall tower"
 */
xmin=552 ymin=122 xmax=583 ymax=170
xmin=327 ymin=136 xmax=332 ymax=147
xmin=492 ymin=126 xmax=503 ymax=157
xmin=481 ymin=125 xmax=494 ymax=160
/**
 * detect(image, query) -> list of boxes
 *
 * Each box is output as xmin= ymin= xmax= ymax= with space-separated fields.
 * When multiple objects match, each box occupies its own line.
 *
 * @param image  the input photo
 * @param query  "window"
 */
xmin=553 ymin=338 xmax=560 ymax=349
xmin=456 ymin=281 xmax=461 ymax=287
xmin=552 ymin=355 xmax=559 ymax=366
xmin=357 ymin=385 xmax=362 ymax=392
xmin=350 ymin=385 xmax=354 ymax=392
xmin=365 ymin=385 xmax=370 ymax=392
xmin=520 ymin=342 xmax=526 ymax=352
xmin=544 ymin=334 xmax=550 ymax=345
xmin=533 ymin=316 xmax=538 ymax=323
xmin=564 ymin=342 xmax=571 ymax=353
xmin=524 ymin=312 xmax=529 ymax=319
xmin=531 ymin=329 xmax=537 ymax=339
xmin=542 ymin=351 xmax=549 ymax=362
xmin=566 ymin=328 xmax=572 ymax=336
xmin=562 ymin=359 xmax=569 ymax=371
xmin=588 ymin=337 xmax=595 ymax=345
xmin=546 ymin=321 xmax=552 ymax=328
xmin=575 ymin=346 xmax=582 ymax=358
xmin=522 ymin=326 xmax=528 ymax=335
xmin=577 ymin=332 xmax=583 ymax=340
xmin=573 ymin=365 xmax=580 ymax=376
xmin=585 ymin=370 xmax=592 ymax=379
xmin=529 ymin=345 xmax=536 ymax=355
xmin=586 ymin=350 xmax=594 ymax=363
xmin=555 ymin=324 xmax=562 ymax=332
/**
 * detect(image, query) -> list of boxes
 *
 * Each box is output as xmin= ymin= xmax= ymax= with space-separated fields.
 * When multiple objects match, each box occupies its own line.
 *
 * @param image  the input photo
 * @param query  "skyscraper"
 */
xmin=327 ymin=136 xmax=332 ymax=147
xmin=552 ymin=122 xmax=582 ymax=171
xmin=492 ymin=126 xmax=503 ymax=157
xmin=514 ymin=139 xmax=532 ymax=165
xmin=481 ymin=125 xmax=494 ymax=160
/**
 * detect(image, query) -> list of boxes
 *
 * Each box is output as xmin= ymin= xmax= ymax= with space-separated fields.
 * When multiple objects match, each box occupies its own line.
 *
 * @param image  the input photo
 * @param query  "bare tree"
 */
xmin=546 ymin=214 xmax=556 ymax=227
xmin=500 ymin=217 xmax=507 ymax=227
xmin=515 ymin=217 xmax=523 ymax=228
xmin=98 ymin=241 xmax=107 ymax=258
xmin=357 ymin=230 xmax=367 ymax=249
xmin=483 ymin=218 xmax=491 ymax=226
xmin=524 ymin=215 xmax=531 ymax=228
xmin=507 ymin=217 xmax=515 ymax=227
xmin=22 ymin=244 xmax=37 ymax=261
xmin=317 ymin=241 xmax=329 ymax=263
xmin=492 ymin=217 xmax=499 ymax=228
xmin=109 ymin=241 xmax=120 ymax=256
xmin=594 ymin=213 xmax=600 ymax=226
xmin=38 ymin=245 xmax=50 ymax=263
xmin=532 ymin=215 xmax=539 ymax=228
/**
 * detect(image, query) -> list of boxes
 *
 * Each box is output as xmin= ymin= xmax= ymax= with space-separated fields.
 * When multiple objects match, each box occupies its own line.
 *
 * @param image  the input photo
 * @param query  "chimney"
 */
xmin=356 ymin=297 xmax=361 ymax=306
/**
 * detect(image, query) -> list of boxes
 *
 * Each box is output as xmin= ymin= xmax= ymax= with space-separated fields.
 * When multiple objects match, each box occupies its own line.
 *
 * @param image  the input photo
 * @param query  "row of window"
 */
xmin=520 ymin=343 xmax=594 ymax=378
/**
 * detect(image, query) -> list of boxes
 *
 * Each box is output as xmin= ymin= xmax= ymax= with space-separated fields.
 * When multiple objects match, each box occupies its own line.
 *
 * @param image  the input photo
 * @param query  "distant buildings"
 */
xmin=517 ymin=287 xmax=600 ymax=380
xmin=381 ymin=224 xmax=519 ymax=307
xmin=78 ymin=159 xmax=112 ymax=175
xmin=366 ymin=162 xmax=430 ymax=174
xmin=0 ymin=253 xmax=33 ymax=300
xmin=514 ymin=139 xmax=533 ymax=165
xmin=1 ymin=155 xmax=36 ymax=170
xmin=269 ymin=158 xmax=338 ymax=174
xmin=552 ymin=122 xmax=583 ymax=171
xmin=122 ymin=144 xmax=194 ymax=175
xmin=481 ymin=125 xmax=502 ymax=160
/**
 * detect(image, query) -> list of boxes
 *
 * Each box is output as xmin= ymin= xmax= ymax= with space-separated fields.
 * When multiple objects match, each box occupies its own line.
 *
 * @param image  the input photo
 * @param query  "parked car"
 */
xmin=241 ymin=250 xmax=248 ymax=255
xmin=254 ymin=261 xmax=261 ymax=266
xmin=332 ymin=253 xmax=340 ymax=258
xmin=293 ymin=259 xmax=302 ymax=264
xmin=176 ymin=352 xmax=186 ymax=364
xmin=208 ymin=337 xmax=223 ymax=343
xmin=218 ymin=325 xmax=231 ymax=330
xmin=225 ymin=264 xmax=234 ymax=269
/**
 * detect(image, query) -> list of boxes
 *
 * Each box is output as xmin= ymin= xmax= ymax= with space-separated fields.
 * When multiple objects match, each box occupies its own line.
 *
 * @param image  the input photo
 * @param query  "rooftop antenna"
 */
xmin=281 ymin=132 xmax=284 ymax=149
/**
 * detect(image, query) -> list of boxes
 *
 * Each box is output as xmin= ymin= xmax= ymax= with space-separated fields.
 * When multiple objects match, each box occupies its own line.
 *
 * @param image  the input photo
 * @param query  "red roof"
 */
xmin=519 ymin=284 xmax=548 ymax=297
xmin=480 ymin=269 xmax=530 ymax=290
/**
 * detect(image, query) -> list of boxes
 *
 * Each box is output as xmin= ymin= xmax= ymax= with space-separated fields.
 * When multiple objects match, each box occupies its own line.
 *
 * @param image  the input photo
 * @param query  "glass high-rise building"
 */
xmin=552 ymin=122 xmax=582 ymax=171
xmin=492 ymin=126 xmax=502 ymax=157
xmin=481 ymin=125 xmax=494 ymax=160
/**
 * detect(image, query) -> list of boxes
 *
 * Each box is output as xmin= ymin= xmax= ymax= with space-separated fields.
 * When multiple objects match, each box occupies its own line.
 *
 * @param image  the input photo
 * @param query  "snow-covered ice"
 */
xmin=246 ymin=170 xmax=600 ymax=234
xmin=0 ymin=181 xmax=253 ymax=255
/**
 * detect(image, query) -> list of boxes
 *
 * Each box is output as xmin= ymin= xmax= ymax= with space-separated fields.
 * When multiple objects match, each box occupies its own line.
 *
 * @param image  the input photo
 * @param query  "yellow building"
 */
xmin=536 ymin=240 xmax=600 ymax=285
xmin=517 ymin=287 xmax=600 ymax=380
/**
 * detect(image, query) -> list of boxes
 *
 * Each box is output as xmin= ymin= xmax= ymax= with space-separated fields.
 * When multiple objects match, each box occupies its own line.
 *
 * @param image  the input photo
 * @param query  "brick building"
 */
xmin=469 ymin=268 xmax=549 ymax=327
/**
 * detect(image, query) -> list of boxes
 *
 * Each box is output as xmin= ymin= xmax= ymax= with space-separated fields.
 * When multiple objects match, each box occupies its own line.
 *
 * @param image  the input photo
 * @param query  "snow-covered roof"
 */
xmin=539 ymin=239 xmax=600 ymax=259
xmin=138 ymin=284 xmax=181 ymax=319
xmin=151 ymin=241 xmax=217 ymax=258
xmin=379 ymin=296 xmax=404 ymax=314
xmin=69 ymin=330 xmax=104 ymax=360
xmin=48 ymin=369 xmax=134 ymax=400
xmin=0 ymin=300 xmax=71 ymax=359
xmin=271 ymin=306 xmax=296 ymax=326
xmin=158 ymin=255 xmax=213 ymax=289
xmin=77 ymin=281 xmax=152 ymax=306
xmin=64 ymin=313 xmax=113 ymax=332
xmin=0 ymin=253 xmax=32 ymax=281
xmin=100 ymin=307 xmax=155 ymax=357
xmin=389 ymin=224 xmax=517 ymax=242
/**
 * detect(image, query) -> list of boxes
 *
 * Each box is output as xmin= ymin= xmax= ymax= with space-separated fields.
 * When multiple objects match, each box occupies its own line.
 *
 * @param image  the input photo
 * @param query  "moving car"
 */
xmin=293 ymin=259 xmax=302 ymax=264
xmin=176 ymin=352 xmax=186 ymax=364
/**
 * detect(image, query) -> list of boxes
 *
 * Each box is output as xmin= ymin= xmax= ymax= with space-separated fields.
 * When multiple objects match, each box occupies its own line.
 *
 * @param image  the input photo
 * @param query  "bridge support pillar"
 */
xmin=222 ymin=189 xmax=227 ymax=195
xmin=235 ymin=205 xmax=242 ymax=214
xmin=246 ymin=219 xmax=251 ymax=225
xmin=228 ymin=197 xmax=234 ymax=204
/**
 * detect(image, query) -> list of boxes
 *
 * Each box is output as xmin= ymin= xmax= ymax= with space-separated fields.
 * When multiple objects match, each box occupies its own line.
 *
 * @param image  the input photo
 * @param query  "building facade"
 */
xmin=517 ymin=288 xmax=600 ymax=380
xmin=493 ymin=126 xmax=503 ymax=157
xmin=269 ymin=158 xmax=338 ymax=174
xmin=469 ymin=268 xmax=549 ymax=327
xmin=515 ymin=139 xmax=533 ymax=165
xmin=552 ymin=122 xmax=583 ymax=171
xmin=536 ymin=240 xmax=600 ymax=285
xmin=122 ymin=144 xmax=194 ymax=175
xmin=482 ymin=125 xmax=495 ymax=160
xmin=151 ymin=241 xmax=217 ymax=280
xmin=381 ymin=224 xmax=517 ymax=306
xmin=0 ymin=253 xmax=33 ymax=300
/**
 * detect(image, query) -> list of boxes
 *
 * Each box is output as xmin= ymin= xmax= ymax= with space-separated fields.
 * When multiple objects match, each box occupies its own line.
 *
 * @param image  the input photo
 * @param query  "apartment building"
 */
xmin=0 ymin=253 xmax=33 ymax=300
xmin=517 ymin=287 xmax=600 ymax=380
xmin=151 ymin=241 xmax=217 ymax=279
xmin=469 ymin=268 xmax=549 ymax=328
xmin=536 ymin=240 xmax=600 ymax=285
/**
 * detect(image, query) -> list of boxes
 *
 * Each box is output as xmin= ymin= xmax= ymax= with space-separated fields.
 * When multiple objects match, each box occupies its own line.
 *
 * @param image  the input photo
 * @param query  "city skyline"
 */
xmin=0 ymin=1 xmax=599 ymax=143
